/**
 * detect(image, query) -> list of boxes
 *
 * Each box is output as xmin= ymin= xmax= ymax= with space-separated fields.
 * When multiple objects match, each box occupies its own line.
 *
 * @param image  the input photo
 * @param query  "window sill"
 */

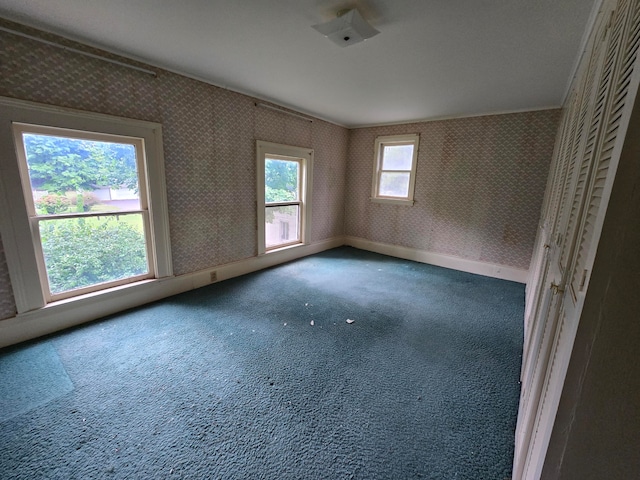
xmin=263 ymin=241 xmax=306 ymax=255
xmin=370 ymin=197 xmax=415 ymax=206
xmin=14 ymin=276 xmax=175 ymax=318
xmin=42 ymin=278 xmax=160 ymax=310
xmin=2 ymin=275 xmax=177 ymax=349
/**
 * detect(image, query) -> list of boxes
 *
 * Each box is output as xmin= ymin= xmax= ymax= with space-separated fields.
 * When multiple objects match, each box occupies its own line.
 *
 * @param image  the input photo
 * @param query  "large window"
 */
xmin=371 ymin=134 xmax=420 ymax=205
xmin=0 ymin=98 xmax=172 ymax=313
xmin=256 ymin=141 xmax=313 ymax=254
xmin=13 ymin=124 xmax=153 ymax=300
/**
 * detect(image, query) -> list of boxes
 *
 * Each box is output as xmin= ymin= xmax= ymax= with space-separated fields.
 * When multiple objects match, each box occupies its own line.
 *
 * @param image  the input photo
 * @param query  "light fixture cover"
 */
xmin=312 ymin=8 xmax=379 ymax=47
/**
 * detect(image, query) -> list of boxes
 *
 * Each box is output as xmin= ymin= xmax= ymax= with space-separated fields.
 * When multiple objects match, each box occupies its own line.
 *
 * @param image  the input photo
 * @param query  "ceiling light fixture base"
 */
xmin=312 ymin=8 xmax=379 ymax=48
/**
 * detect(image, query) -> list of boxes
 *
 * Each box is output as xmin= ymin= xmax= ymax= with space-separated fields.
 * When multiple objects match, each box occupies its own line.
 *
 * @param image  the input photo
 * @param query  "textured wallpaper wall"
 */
xmin=345 ymin=110 xmax=560 ymax=270
xmin=0 ymin=19 xmax=348 ymax=320
xmin=0 ymin=238 xmax=13 ymax=320
xmin=0 ymin=19 xmax=559 ymax=323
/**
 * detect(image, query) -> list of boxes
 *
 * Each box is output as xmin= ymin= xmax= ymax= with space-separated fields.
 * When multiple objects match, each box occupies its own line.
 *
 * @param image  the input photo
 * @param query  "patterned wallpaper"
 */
xmin=0 ymin=237 xmax=14 ymax=320
xmin=345 ymin=110 xmax=560 ymax=270
xmin=0 ymin=18 xmax=558 ymax=322
xmin=0 ymin=19 xmax=348 ymax=320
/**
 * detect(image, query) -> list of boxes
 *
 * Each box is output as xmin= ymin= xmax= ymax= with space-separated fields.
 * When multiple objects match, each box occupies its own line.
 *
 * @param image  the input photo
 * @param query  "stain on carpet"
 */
xmin=0 ymin=341 xmax=73 ymax=423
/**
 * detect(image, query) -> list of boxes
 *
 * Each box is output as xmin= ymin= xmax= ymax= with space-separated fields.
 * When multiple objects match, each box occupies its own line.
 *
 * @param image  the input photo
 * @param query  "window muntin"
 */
xmin=372 ymin=134 xmax=420 ymax=205
xmin=257 ymin=141 xmax=313 ymax=255
xmin=13 ymin=124 xmax=153 ymax=300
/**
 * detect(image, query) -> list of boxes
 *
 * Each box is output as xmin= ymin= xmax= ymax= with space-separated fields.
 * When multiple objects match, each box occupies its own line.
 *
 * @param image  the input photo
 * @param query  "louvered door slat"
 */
xmin=550 ymin=94 xmax=581 ymax=236
xmin=547 ymin=108 xmax=574 ymax=217
xmin=570 ymin=0 xmax=640 ymax=298
xmin=558 ymin=2 xmax=628 ymax=275
xmin=558 ymin=24 xmax=608 ymax=273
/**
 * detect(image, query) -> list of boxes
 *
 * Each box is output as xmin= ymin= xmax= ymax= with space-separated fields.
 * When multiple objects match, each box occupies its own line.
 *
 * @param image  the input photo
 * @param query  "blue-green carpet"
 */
xmin=0 ymin=247 xmax=523 ymax=479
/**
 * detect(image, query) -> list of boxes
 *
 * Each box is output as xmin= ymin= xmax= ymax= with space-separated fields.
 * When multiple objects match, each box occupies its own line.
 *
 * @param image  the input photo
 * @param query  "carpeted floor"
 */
xmin=0 ymin=247 xmax=523 ymax=479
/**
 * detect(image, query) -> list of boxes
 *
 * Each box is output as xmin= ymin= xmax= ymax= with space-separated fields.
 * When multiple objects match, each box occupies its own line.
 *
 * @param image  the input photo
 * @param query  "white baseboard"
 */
xmin=0 ymin=237 xmax=344 ymax=349
xmin=0 ymin=235 xmax=527 ymax=348
xmin=188 ymin=236 xmax=345 ymax=289
xmin=344 ymin=236 xmax=528 ymax=284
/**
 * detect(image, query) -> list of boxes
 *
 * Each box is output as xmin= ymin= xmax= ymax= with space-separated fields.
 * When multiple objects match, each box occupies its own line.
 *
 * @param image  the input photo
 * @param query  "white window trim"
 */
xmin=0 ymin=96 xmax=173 ymax=314
xmin=12 ymin=123 xmax=157 ymax=302
xmin=256 ymin=140 xmax=313 ymax=255
xmin=371 ymin=133 xmax=420 ymax=206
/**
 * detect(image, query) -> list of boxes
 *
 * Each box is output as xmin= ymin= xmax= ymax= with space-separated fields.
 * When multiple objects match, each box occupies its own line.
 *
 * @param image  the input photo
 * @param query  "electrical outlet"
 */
xmin=210 ymin=271 xmax=217 ymax=283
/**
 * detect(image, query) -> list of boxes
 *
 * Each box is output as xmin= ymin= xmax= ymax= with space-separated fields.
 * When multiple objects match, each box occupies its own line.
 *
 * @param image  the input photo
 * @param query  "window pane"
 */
xmin=265 ymin=158 xmax=299 ymax=203
xmin=39 ymin=214 xmax=149 ymax=295
xmin=265 ymin=205 xmax=300 ymax=249
xmin=381 ymin=144 xmax=414 ymax=170
xmin=22 ymin=134 xmax=141 ymax=215
xmin=379 ymin=172 xmax=411 ymax=197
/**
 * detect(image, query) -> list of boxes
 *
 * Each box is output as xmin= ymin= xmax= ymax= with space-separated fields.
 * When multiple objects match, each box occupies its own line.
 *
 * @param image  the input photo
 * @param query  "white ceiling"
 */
xmin=0 ymin=0 xmax=598 ymax=127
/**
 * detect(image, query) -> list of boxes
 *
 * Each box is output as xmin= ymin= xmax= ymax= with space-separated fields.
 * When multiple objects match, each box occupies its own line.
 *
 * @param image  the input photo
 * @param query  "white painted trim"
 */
xmin=256 ymin=143 xmax=267 ymax=255
xmin=345 ymin=236 xmax=528 ymax=283
xmin=369 ymin=197 xmax=414 ymax=206
xmin=305 ymin=154 xmax=314 ymax=247
xmin=0 ymin=234 xmax=530 ymax=348
xmin=190 ymin=235 xmax=342 ymax=290
xmin=0 ymin=236 xmax=344 ymax=349
xmin=147 ymin=124 xmax=173 ymax=278
xmin=256 ymin=141 xmax=313 ymax=254
xmin=371 ymin=134 xmax=419 ymax=205
xmin=0 ymin=96 xmax=173 ymax=313
xmin=0 ymin=125 xmax=45 ymax=313
xmin=0 ymin=96 xmax=164 ymax=129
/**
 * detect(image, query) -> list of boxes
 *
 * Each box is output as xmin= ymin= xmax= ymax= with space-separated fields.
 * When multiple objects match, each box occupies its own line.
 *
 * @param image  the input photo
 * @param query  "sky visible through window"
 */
xmin=379 ymin=144 xmax=414 ymax=197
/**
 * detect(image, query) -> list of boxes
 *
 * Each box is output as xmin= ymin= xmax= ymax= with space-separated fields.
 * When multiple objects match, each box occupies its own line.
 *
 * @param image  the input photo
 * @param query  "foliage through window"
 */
xmin=14 ymin=125 xmax=151 ymax=298
xmin=371 ymin=134 xmax=420 ymax=205
xmin=0 ymin=99 xmax=172 ymax=315
xmin=265 ymin=158 xmax=301 ymax=249
xmin=257 ymin=141 xmax=313 ymax=254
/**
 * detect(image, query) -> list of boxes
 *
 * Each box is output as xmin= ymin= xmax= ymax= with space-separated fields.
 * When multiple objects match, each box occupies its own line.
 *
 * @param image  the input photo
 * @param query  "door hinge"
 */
xmin=550 ymin=282 xmax=565 ymax=295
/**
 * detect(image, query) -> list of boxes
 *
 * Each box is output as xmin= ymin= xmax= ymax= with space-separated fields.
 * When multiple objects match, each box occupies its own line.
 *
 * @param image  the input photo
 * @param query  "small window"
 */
xmin=257 ymin=141 xmax=313 ymax=254
xmin=371 ymin=134 xmax=419 ymax=205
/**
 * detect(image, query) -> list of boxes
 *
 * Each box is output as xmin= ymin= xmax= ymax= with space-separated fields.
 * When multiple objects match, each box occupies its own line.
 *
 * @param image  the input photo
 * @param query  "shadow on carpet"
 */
xmin=0 ymin=247 xmax=523 ymax=479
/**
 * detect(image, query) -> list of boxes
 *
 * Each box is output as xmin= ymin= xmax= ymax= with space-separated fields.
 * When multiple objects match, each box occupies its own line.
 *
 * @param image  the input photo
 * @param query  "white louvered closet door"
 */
xmin=570 ymin=0 xmax=640 ymax=303
xmin=519 ymin=3 xmax=634 ymax=478
xmin=522 ymin=97 xmax=576 ymax=376
xmin=518 ymin=94 xmax=576 ymax=443
xmin=520 ymin=42 xmax=593 ymax=386
xmin=523 ymin=105 xmax=571 ymax=335
xmin=514 ymin=0 xmax=640 ymax=478
xmin=513 ymin=17 xmax=609 ymax=476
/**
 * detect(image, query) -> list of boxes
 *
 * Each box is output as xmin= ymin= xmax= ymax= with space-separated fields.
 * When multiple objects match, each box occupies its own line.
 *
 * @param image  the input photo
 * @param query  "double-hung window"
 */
xmin=256 ymin=141 xmax=313 ymax=254
xmin=371 ymin=134 xmax=420 ymax=205
xmin=0 ymin=98 xmax=172 ymax=313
